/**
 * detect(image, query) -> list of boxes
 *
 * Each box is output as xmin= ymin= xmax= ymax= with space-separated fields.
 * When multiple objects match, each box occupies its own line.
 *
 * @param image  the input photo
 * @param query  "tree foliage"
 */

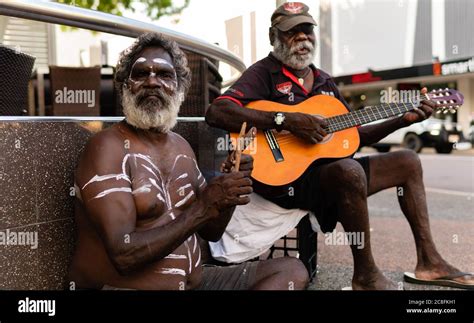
xmin=57 ymin=0 xmax=190 ymax=20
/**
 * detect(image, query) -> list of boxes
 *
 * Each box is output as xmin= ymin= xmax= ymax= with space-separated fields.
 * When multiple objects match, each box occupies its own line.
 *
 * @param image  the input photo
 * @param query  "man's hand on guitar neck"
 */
xmin=284 ymin=112 xmax=328 ymax=144
xmin=401 ymin=87 xmax=436 ymax=126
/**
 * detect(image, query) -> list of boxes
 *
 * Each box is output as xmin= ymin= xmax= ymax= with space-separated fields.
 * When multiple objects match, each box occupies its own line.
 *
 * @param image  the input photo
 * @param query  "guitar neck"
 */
xmin=325 ymin=97 xmax=424 ymax=134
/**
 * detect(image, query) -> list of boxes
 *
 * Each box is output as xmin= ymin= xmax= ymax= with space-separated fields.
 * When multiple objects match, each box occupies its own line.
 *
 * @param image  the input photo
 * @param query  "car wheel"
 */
xmin=435 ymin=143 xmax=453 ymax=154
xmin=402 ymin=133 xmax=423 ymax=153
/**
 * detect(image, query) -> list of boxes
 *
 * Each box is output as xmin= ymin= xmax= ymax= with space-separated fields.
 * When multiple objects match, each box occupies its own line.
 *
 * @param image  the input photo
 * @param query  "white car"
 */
xmin=370 ymin=118 xmax=464 ymax=154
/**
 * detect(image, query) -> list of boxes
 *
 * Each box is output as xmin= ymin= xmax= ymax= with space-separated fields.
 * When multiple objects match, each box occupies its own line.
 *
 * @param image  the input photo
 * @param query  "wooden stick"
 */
xmin=233 ymin=122 xmax=247 ymax=172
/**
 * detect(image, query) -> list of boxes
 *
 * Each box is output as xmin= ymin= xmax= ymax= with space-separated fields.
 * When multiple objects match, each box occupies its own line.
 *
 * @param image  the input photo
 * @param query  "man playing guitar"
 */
xmin=206 ymin=2 xmax=474 ymax=290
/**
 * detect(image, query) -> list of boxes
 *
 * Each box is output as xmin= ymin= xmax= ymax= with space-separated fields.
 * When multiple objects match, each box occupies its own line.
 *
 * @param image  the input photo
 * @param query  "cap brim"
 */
xmin=275 ymin=16 xmax=317 ymax=32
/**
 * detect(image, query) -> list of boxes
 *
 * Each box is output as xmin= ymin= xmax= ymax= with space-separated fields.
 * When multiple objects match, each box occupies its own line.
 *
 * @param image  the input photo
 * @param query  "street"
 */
xmin=309 ymin=148 xmax=474 ymax=290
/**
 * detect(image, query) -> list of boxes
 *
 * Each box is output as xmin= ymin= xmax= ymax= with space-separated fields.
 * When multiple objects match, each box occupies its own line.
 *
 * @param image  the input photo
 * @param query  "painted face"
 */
xmin=127 ymin=47 xmax=178 ymax=96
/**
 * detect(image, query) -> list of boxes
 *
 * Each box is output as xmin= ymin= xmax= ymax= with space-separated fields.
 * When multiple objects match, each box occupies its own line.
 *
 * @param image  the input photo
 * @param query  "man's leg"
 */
xmin=319 ymin=159 xmax=397 ymax=290
xmin=367 ymin=149 xmax=473 ymax=286
xmin=251 ymin=257 xmax=309 ymax=290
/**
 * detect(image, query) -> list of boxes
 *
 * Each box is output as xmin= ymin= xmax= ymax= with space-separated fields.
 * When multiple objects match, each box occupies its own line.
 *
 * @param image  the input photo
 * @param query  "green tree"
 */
xmin=58 ymin=0 xmax=190 ymax=20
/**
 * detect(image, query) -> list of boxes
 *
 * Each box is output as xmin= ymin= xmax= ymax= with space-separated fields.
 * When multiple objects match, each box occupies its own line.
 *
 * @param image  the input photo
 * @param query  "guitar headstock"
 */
xmin=426 ymin=88 xmax=464 ymax=114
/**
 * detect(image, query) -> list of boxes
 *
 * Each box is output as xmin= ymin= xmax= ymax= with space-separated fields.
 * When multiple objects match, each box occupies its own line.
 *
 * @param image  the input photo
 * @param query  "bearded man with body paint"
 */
xmin=68 ymin=33 xmax=309 ymax=290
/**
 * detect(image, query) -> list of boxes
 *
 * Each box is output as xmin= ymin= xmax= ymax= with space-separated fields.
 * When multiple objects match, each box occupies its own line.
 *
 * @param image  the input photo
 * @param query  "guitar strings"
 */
xmin=324 ymin=95 xmax=430 ymax=132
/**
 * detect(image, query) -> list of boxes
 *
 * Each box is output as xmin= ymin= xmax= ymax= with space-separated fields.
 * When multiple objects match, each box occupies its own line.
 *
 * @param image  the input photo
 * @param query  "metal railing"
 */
xmin=0 ymin=116 xmax=204 ymax=122
xmin=0 ymin=0 xmax=246 ymax=87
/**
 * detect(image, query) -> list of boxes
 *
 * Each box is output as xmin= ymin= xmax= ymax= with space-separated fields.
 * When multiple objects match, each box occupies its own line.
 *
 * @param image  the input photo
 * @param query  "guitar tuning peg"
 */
xmin=445 ymin=92 xmax=450 ymax=96
xmin=436 ymin=109 xmax=442 ymax=114
xmin=449 ymin=108 xmax=456 ymax=113
xmin=449 ymin=100 xmax=454 ymax=103
xmin=443 ymin=109 xmax=449 ymax=114
xmin=445 ymin=87 xmax=449 ymax=90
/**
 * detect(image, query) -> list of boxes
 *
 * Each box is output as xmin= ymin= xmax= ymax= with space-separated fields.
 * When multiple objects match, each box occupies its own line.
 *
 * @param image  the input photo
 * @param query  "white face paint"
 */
xmin=153 ymin=57 xmax=174 ymax=68
xmin=128 ymin=56 xmax=176 ymax=86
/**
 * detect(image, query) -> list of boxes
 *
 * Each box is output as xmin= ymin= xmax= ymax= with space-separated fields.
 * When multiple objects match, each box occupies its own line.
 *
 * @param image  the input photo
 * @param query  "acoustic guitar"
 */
xmin=231 ymin=89 xmax=464 ymax=186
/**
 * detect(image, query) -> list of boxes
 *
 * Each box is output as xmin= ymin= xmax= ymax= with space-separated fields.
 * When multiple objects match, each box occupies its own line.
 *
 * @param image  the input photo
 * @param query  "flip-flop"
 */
xmin=404 ymin=272 xmax=474 ymax=290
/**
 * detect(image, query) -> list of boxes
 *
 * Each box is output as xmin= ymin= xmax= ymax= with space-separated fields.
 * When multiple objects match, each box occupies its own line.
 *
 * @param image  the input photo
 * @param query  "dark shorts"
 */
xmin=197 ymin=261 xmax=259 ymax=290
xmin=262 ymin=157 xmax=370 ymax=233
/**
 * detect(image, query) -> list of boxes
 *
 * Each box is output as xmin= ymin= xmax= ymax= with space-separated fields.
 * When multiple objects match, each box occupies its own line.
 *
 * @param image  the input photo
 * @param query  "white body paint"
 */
xmin=165 ymin=254 xmax=187 ymax=260
xmin=155 ymin=268 xmax=186 ymax=276
xmin=81 ymin=153 xmax=204 ymax=276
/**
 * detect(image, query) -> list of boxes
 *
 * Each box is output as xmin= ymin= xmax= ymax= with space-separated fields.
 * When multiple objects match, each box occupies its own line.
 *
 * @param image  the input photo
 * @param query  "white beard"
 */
xmin=122 ymin=87 xmax=182 ymax=133
xmin=273 ymin=36 xmax=315 ymax=70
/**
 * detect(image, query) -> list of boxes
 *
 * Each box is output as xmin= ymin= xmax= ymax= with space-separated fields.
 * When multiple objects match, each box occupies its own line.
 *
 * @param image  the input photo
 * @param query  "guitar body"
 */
xmin=231 ymin=95 xmax=360 ymax=186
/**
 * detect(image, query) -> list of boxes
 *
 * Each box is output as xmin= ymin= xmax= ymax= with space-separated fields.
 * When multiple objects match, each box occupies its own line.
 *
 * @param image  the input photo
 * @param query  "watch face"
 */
xmin=275 ymin=113 xmax=285 ymax=125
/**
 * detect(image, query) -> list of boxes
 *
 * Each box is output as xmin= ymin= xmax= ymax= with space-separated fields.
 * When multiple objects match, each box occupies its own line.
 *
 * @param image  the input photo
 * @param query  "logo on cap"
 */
xmin=283 ymin=2 xmax=304 ymax=14
xmin=276 ymin=82 xmax=293 ymax=94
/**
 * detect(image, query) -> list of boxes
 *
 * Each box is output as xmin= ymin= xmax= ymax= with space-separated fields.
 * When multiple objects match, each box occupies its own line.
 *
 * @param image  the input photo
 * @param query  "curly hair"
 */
xmin=115 ymin=32 xmax=191 ymax=97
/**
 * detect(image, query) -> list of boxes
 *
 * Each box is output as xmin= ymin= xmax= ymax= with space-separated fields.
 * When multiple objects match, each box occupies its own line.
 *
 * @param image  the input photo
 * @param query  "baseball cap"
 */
xmin=271 ymin=2 xmax=317 ymax=32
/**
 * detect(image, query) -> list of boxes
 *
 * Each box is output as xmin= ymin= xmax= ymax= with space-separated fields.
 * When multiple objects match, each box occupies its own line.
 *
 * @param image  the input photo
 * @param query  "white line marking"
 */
xmin=192 ymin=234 xmax=197 ymax=253
xmin=184 ymin=241 xmax=192 ymax=274
xmin=195 ymin=247 xmax=201 ymax=268
xmin=155 ymin=268 xmax=186 ymax=276
xmin=174 ymin=191 xmax=195 ymax=208
xmin=92 ymin=187 xmax=132 ymax=199
xmin=176 ymin=173 xmax=188 ymax=180
xmin=165 ymin=254 xmax=187 ymax=260
xmin=82 ymin=174 xmax=130 ymax=190
xmin=157 ymin=193 xmax=166 ymax=203
xmin=426 ymin=187 xmax=474 ymax=197
xmin=177 ymin=183 xmax=192 ymax=192
xmin=132 ymin=184 xmax=152 ymax=195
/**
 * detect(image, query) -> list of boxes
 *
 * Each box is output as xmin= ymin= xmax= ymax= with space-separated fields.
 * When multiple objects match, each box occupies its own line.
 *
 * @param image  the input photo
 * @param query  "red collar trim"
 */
xmin=282 ymin=66 xmax=319 ymax=95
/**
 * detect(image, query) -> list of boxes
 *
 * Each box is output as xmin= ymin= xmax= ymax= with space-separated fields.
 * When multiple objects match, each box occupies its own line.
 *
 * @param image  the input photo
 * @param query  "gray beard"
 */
xmin=272 ymin=37 xmax=315 ymax=70
xmin=122 ymin=87 xmax=182 ymax=133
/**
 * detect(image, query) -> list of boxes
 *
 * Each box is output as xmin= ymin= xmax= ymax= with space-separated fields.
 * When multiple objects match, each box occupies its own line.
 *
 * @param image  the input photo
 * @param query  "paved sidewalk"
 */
xmin=307 ymin=189 xmax=473 ymax=290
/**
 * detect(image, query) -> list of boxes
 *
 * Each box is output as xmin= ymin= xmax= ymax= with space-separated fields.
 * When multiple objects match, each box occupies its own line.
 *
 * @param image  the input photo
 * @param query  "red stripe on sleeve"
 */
xmin=215 ymin=96 xmax=243 ymax=107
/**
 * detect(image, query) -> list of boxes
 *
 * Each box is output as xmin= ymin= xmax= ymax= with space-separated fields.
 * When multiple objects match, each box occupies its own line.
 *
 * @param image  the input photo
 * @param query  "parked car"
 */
xmin=469 ymin=124 xmax=474 ymax=145
xmin=371 ymin=118 xmax=464 ymax=154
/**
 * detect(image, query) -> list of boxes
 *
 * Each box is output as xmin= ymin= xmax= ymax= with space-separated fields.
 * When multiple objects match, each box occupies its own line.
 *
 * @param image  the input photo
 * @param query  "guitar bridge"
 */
xmin=264 ymin=130 xmax=284 ymax=162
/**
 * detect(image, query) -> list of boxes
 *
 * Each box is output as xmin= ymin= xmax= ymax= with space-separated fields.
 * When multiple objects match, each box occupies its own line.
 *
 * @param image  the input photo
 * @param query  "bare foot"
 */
xmin=415 ymin=263 xmax=474 ymax=286
xmin=352 ymin=270 xmax=399 ymax=290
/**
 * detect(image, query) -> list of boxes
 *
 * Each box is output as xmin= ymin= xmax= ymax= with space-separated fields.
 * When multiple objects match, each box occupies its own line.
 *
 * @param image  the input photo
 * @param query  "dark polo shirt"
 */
xmin=215 ymin=52 xmax=352 ymax=112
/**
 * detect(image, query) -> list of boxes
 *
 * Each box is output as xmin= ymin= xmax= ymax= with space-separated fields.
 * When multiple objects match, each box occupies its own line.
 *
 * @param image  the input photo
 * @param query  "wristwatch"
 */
xmin=274 ymin=112 xmax=286 ymax=132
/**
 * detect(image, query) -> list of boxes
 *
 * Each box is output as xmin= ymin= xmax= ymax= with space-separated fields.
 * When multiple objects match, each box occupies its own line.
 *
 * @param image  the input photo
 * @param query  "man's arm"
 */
xmin=197 ymin=154 xmax=253 ymax=241
xmin=206 ymin=99 xmax=328 ymax=143
xmin=206 ymin=99 xmax=275 ymax=133
xmin=77 ymin=132 xmax=250 ymax=275
xmin=358 ymin=116 xmax=406 ymax=147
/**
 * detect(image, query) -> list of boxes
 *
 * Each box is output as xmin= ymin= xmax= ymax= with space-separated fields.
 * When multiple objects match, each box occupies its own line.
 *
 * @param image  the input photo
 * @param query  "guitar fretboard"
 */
xmin=325 ymin=95 xmax=428 ymax=133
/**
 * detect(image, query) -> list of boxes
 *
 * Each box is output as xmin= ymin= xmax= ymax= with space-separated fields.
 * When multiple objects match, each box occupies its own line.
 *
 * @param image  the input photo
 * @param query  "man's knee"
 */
xmin=394 ymin=149 xmax=423 ymax=177
xmin=281 ymin=257 xmax=310 ymax=289
xmin=325 ymin=159 xmax=367 ymax=194
xmin=256 ymin=257 xmax=309 ymax=290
